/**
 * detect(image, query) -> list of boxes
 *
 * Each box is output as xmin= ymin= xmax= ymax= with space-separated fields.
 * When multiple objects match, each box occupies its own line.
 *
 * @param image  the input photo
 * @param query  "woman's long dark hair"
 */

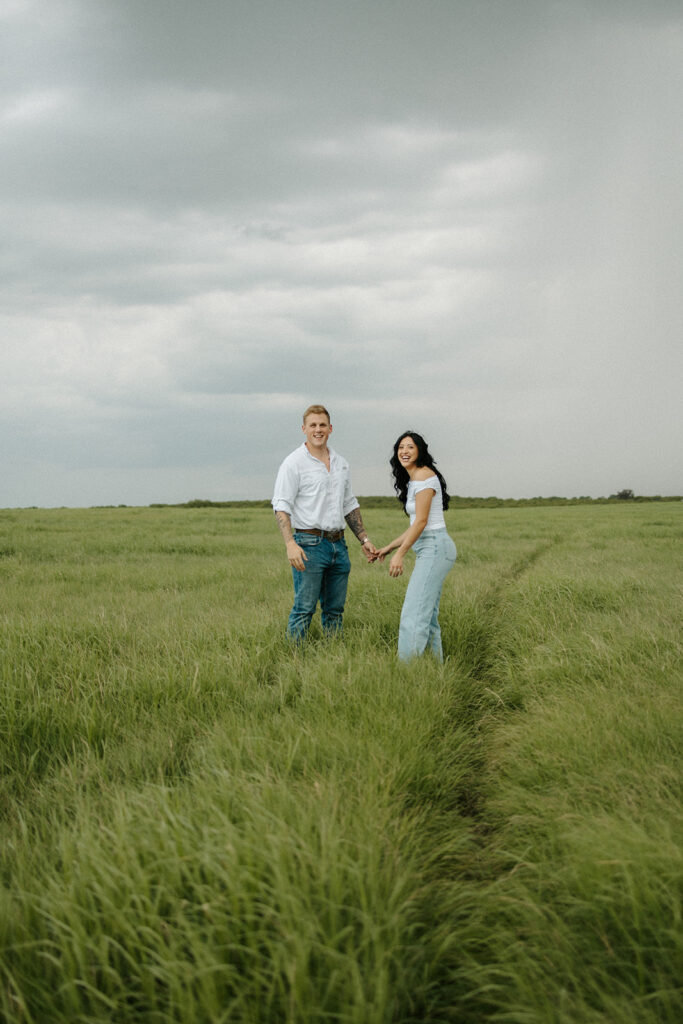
xmin=390 ymin=431 xmax=450 ymax=513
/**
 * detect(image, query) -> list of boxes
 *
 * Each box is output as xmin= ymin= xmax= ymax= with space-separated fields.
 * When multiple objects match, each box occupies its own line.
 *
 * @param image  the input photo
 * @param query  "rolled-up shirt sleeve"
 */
xmin=272 ymin=458 xmax=298 ymax=515
xmin=342 ymin=461 xmax=360 ymax=517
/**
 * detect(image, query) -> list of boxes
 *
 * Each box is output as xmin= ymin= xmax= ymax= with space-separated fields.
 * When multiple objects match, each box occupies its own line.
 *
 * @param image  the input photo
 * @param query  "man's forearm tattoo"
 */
xmin=274 ymin=510 xmax=294 ymax=544
xmin=344 ymin=507 xmax=367 ymax=542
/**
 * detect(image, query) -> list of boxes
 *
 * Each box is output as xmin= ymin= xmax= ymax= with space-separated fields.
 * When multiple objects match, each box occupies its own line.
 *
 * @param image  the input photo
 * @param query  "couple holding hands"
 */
xmin=273 ymin=404 xmax=457 ymax=662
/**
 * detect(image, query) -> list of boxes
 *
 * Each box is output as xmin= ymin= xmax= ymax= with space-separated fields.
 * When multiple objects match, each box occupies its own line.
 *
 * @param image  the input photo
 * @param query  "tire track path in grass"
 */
xmin=453 ymin=535 xmax=562 ymax=692
xmin=445 ymin=535 xmax=565 ymax=828
xmin=404 ymin=535 xmax=566 ymax=1022
xmin=417 ymin=514 xmax=683 ymax=1024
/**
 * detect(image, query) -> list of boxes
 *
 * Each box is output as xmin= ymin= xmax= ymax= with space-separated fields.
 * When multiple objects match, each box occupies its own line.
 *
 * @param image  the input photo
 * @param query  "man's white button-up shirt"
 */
xmin=272 ymin=443 xmax=359 ymax=531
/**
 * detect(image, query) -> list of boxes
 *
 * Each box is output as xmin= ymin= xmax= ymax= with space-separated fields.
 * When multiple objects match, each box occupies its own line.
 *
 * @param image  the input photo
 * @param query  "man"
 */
xmin=272 ymin=404 xmax=378 ymax=640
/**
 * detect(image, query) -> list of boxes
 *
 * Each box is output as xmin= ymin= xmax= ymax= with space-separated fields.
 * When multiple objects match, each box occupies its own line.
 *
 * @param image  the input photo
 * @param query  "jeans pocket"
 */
xmin=295 ymin=533 xmax=321 ymax=548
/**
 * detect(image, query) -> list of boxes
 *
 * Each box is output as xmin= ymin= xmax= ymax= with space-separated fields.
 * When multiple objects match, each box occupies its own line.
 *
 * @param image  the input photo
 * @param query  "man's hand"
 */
xmin=361 ymin=540 xmax=379 ymax=562
xmin=286 ymin=539 xmax=308 ymax=572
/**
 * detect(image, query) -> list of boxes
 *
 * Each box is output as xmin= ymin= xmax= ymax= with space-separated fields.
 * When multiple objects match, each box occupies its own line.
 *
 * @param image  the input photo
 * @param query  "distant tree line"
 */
xmin=148 ymin=492 xmax=681 ymax=511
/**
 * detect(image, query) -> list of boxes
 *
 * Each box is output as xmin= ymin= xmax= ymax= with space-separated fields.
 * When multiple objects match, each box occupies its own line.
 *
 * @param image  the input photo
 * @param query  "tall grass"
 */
xmin=442 ymin=508 xmax=683 ymax=1023
xmin=0 ymin=503 xmax=680 ymax=1022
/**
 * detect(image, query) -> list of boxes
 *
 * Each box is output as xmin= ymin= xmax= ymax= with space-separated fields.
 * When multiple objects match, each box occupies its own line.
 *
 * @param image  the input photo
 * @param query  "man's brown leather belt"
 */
xmin=296 ymin=528 xmax=345 ymax=542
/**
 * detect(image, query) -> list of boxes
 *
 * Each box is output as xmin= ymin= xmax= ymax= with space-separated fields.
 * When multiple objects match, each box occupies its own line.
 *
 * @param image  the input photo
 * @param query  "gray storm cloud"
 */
xmin=1 ymin=0 xmax=681 ymax=506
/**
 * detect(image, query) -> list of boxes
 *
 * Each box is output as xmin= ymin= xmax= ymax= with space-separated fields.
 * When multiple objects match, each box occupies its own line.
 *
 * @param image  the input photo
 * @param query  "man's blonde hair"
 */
xmin=303 ymin=404 xmax=330 ymax=424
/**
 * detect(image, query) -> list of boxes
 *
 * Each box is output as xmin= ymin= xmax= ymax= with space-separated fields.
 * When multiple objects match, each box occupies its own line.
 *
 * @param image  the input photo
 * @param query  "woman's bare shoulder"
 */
xmin=414 ymin=467 xmax=437 ymax=482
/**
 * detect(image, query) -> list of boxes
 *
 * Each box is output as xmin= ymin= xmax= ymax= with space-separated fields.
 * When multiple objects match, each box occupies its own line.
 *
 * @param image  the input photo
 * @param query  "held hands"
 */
xmin=372 ymin=545 xmax=404 ymax=576
xmin=361 ymin=540 xmax=379 ymax=563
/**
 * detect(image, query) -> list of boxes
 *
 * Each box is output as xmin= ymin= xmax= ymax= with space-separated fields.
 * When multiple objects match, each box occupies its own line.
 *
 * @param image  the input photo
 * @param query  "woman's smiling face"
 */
xmin=397 ymin=436 xmax=419 ymax=471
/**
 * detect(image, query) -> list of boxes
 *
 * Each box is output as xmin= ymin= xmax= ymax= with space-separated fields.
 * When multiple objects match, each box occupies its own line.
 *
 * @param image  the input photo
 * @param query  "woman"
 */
xmin=377 ymin=432 xmax=457 ymax=661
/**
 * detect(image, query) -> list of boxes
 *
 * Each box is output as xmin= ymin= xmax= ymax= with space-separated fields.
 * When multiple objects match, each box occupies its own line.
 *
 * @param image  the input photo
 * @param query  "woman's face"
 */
xmin=397 ymin=435 xmax=419 ymax=472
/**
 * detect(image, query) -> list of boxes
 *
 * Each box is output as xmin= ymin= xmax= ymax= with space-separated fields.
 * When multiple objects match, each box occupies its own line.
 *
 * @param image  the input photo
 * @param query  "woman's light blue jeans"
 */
xmin=398 ymin=529 xmax=457 ymax=662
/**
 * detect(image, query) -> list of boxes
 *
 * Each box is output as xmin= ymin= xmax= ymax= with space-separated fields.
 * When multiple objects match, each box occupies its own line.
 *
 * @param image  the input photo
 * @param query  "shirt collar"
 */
xmin=301 ymin=441 xmax=336 ymax=464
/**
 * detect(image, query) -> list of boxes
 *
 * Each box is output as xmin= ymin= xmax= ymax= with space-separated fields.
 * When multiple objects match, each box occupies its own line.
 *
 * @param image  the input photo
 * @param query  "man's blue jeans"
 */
xmin=287 ymin=532 xmax=351 ymax=640
xmin=398 ymin=529 xmax=457 ymax=662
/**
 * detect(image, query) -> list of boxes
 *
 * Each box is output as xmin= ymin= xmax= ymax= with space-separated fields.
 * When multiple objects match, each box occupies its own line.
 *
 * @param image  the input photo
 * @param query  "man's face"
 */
xmin=302 ymin=414 xmax=332 ymax=451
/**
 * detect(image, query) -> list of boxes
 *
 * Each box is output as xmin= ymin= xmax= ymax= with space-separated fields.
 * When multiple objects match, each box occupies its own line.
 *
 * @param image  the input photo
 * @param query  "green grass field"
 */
xmin=0 ymin=502 xmax=681 ymax=1023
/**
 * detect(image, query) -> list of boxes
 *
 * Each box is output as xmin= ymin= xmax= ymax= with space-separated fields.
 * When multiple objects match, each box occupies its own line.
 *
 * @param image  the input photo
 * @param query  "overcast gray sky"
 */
xmin=1 ymin=0 xmax=681 ymax=507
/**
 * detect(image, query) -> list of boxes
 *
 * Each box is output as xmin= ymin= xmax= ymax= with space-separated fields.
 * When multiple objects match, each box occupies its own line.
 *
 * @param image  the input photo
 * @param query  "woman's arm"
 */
xmin=379 ymin=488 xmax=435 ymax=576
xmin=376 ymin=527 xmax=410 ymax=560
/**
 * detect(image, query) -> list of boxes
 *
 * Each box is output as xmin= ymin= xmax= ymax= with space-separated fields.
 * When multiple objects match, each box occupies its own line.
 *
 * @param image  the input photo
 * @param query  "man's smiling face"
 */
xmin=302 ymin=413 xmax=332 ymax=452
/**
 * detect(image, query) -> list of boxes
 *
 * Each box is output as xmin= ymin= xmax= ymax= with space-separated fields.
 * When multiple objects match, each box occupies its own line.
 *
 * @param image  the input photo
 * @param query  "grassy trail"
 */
xmin=0 ymin=503 xmax=681 ymax=1022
